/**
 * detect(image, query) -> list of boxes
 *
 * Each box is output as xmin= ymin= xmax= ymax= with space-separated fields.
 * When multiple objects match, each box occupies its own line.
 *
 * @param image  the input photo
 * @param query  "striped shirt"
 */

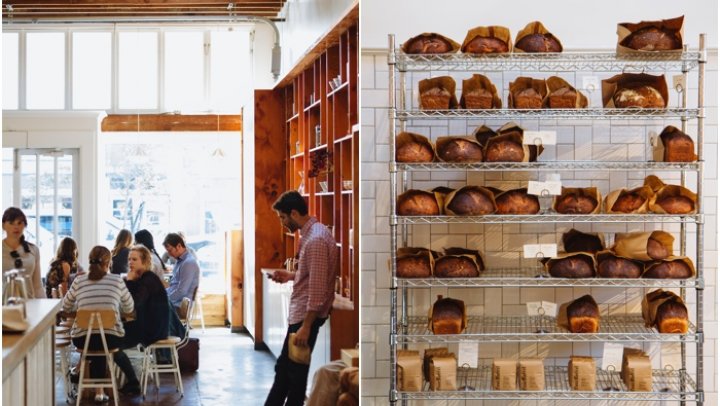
xmin=288 ymin=217 xmax=338 ymax=324
xmin=62 ymin=272 xmax=134 ymax=337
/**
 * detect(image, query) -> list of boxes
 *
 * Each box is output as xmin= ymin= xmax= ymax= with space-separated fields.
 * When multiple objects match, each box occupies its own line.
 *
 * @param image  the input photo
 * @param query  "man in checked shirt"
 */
xmin=265 ymin=190 xmax=338 ymax=406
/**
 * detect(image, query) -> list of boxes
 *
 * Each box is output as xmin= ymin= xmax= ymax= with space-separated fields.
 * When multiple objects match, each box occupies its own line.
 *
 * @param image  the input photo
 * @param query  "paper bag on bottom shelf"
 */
xmin=396 ymin=350 xmax=423 ymax=391
xmin=429 ymin=354 xmax=457 ymax=391
xmin=492 ymin=359 xmax=517 ymax=390
xmin=519 ymin=358 xmax=545 ymax=390
xmin=568 ymin=356 xmax=597 ymax=391
xmin=621 ymin=348 xmax=653 ymax=391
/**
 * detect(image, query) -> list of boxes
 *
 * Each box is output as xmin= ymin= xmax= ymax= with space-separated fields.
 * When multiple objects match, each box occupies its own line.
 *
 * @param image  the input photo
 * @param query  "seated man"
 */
xmin=163 ymin=233 xmax=200 ymax=313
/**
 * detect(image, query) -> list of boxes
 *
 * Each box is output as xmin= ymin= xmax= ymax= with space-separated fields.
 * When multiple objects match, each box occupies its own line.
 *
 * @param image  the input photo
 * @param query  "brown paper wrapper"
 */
xmin=508 ymin=77 xmax=548 ymax=109
xmin=429 ymin=355 xmax=458 ymax=391
xmin=604 ymin=186 xmax=654 ymax=214
xmin=397 ymin=350 xmax=423 ymax=391
xmin=557 ymin=295 xmax=599 ymax=332
xmin=460 ymin=74 xmax=502 ymax=109
xmin=553 ymin=187 xmax=602 ymax=214
xmin=514 ymin=21 xmax=563 ymax=53
xmin=396 ymin=132 xmax=436 ymax=163
xmin=444 ymin=186 xmax=497 ymax=215
xmin=621 ymin=348 xmax=653 ymax=391
xmin=428 ymin=295 xmax=467 ymax=334
xmin=644 ymin=256 xmax=696 ymax=279
xmin=519 ymin=358 xmax=545 ymax=391
xmin=396 ymin=189 xmax=443 ymax=216
xmin=542 ymin=252 xmax=597 ymax=278
xmin=601 ymin=73 xmax=669 ymax=108
xmin=652 ymin=126 xmax=697 ymax=162
xmin=562 ymin=229 xmax=605 ymax=254
xmin=641 ymin=289 xmax=686 ymax=328
xmin=423 ymin=347 xmax=450 ymax=382
xmin=419 ymin=76 xmax=458 ymax=110
xmin=396 ymin=247 xmax=436 ymax=278
xmin=545 ymin=76 xmax=588 ymax=109
xmin=643 ymin=174 xmax=666 ymax=193
xmin=595 ymin=250 xmax=645 ymax=278
xmin=648 ymin=185 xmax=698 ymax=214
xmin=436 ymin=136 xmax=484 ymax=163
xmin=472 ymin=124 xmax=497 ymax=147
xmin=461 ymin=26 xmax=512 ymax=54
xmin=492 ymin=359 xmax=517 ymax=390
xmin=613 ymin=231 xmax=674 ymax=261
xmin=402 ymin=32 xmax=461 ymax=54
xmin=568 ymin=357 xmax=597 ymax=391
xmin=494 ymin=188 xmax=541 ymax=215
xmin=485 ymin=124 xmax=543 ymax=163
xmin=443 ymin=247 xmax=486 ymax=271
xmin=617 ymin=16 xmax=684 ymax=55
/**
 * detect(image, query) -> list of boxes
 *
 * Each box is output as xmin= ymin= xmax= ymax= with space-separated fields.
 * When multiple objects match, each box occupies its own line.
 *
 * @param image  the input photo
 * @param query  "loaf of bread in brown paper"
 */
xmin=446 ymin=187 xmax=495 ymax=215
xmin=404 ymin=34 xmax=454 ymax=54
xmin=548 ymin=87 xmax=577 ymax=109
xmin=655 ymin=299 xmax=688 ymax=333
xmin=656 ymin=195 xmax=694 ymax=214
xmin=567 ymin=295 xmax=600 ymax=333
xmin=436 ymin=137 xmax=483 ymax=162
xmin=659 ymin=126 xmax=697 ymax=162
xmin=555 ymin=194 xmax=598 ymax=214
xmin=495 ymin=188 xmax=540 ymax=215
xmin=396 ymin=248 xmax=434 ymax=278
xmin=464 ymin=36 xmax=508 ymax=53
xmin=597 ymin=254 xmax=643 ymax=278
xmin=421 ymin=87 xmax=454 ymax=110
xmin=549 ymin=255 xmax=596 ymax=278
xmin=644 ymin=259 xmax=693 ymax=279
xmin=434 ymin=255 xmax=479 ymax=278
xmin=397 ymin=190 xmax=440 ymax=216
xmin=430 ymin=296 xmax=465 ymax=334
xmin=613 ymin=85 xmax=665 ymax=108
xmin=513 ymin=88 xmax=543 ymax=109
xmin=562 ymin=229 xmax=604 ymax=254
xmin=647 ymin=237 xmax=670 ymax=260
xmin=516 ymin=33 xmax=562 ymax=52
xmin=612 ymin=192 xmax=647 ymax=213
xmin=396 ymin=132 xmax=435 ymax=163
xmin=622 ymin=27 xmax=682 ymax=51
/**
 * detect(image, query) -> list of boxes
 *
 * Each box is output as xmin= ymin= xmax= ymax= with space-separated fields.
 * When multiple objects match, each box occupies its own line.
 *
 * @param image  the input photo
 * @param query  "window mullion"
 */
xmin=66 ymin=29 xmax=72 ymax=110
xmin=18 ymin=31 xmax=27 ymax=110
xmin=158 ymin=30 xmax=165 ymax=112
xmin=204 ymin=30 xmax=211 ymax=111
xmin=112 ymin=25 xmax=119 ymax=114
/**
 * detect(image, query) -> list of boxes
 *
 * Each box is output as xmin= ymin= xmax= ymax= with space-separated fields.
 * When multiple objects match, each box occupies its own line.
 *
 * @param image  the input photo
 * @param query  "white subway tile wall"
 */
xmin=360 ymin=50 xmax=719 ymax=405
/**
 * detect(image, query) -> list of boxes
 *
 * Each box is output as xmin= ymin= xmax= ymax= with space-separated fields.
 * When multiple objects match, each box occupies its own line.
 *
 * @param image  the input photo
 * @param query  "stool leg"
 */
xmin=75 ymin=355 xmax=86 ymax=406
xmin=107 ymin=352 xmax=119 ymax=406
xmin=172 ymin=345 xmax=184 ymax=396
xmin=59 ymin=348 xmax=70 ymax=402
xmin=141 ymin=348 xmax=150 ymax=399
xmin=153 ymin=349 xmax=160 ymax=389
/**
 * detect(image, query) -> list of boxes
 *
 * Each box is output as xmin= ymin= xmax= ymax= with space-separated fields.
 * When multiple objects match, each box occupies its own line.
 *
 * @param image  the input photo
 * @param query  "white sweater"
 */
xmin=62 ymin=272 xmax=134 ymax=337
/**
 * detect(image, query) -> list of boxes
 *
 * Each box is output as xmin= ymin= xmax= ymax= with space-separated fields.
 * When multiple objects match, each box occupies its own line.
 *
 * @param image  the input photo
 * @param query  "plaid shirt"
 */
xmin=288 ymin=217 xmax=338 ymax=324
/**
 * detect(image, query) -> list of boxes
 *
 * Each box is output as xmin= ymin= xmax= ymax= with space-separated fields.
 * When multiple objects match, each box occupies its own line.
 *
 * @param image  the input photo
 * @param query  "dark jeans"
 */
xmin=72 ymin=334 xmax=137 ymax=384
xmin=265 ymin=318 xmax=326 ymax=406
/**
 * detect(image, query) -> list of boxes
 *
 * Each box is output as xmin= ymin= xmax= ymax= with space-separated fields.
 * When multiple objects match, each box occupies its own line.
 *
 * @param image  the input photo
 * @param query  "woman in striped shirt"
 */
xmin=62 ymin=245 xmax=134 ymax=403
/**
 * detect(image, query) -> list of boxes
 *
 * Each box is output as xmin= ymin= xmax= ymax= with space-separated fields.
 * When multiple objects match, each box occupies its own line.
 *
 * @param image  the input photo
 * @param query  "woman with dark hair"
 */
xmin=45 ymin=237 xmax=83 ymax=298
xmin=2 ymin=207 xmax=44 ymax=298
xmin=111 ymin=229 xmax=133 ymax=275
xmin=134 ymin=229 xmax=167 ymax=281
xmin=62 ymin=245 xmax=134 ymax=402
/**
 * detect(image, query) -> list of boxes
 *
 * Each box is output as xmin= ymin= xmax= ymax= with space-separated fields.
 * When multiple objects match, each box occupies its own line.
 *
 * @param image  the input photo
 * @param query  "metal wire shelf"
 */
xmin=395 ymin=108 xmax=700 ymax=120
xmin=393 ymin=213 xmax=700 ymax=225
xmin=395 ymin=160 xmax=701 ymax=172
xmin=399 ymin=365 xmax=698 ymax=402
xmin=394 ymin=50 xmax=703 ymax=72
xmin=397 ymin=315 xmax=697 ymax=343
xmin=398 ymin=269 xmax=701 ymax=289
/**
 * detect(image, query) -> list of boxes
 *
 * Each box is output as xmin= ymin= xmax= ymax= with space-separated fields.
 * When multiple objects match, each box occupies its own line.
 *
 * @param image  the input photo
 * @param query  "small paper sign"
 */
xmin=526 ymin=301 xmax=558 ymax=317
xmin=602 ymin=343 xmax=625 ymax=371
xmin=523 ymin=244 xmax=558 ymax=259
xmin=526 ymin=301 xmax=542 ymax=316
xmin=542 ymin=301 xmax=558 ymax=318
xmin=524 ymin=131 xmax=557 ymax=146
xmin=582 ymin=76 xmax=600 ymax=92
xmin=528 ymin=181 xmax=562 ymax=196
xmin=458 ymin=340 xmax=478 ymax=368
xmin=672 ymin=75 xmax=686 ymax=92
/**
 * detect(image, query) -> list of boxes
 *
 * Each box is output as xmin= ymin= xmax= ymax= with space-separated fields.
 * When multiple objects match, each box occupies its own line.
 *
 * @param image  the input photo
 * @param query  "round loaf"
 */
xmin=549 ymin=256 xmax=595 ymax=278
xmin=556 ymin=194 xmax=598 ymax=214
xmin=597 ymin=256 xmax=643 ymax=278
xmin=515 ymin=33 xmax=562 ymax=53
xmin=463 ymin=36 xmax=509 ymax=53
xmin=397 ymin=190 xmax=440 ymax=216
xmin=485 ymin=139 xmax=524 ymax=162
xmin=405 ymin=35 xmax=453 ymax=54
xmin=434 ymin=256 xmax=479 ymax=278
xmin=613 ymin=85 xmax=664 ymax=108
xmin=647 ymin=237 xmax=670 ymax=260
xmin=447 ymin=187 xmax=494 ymax=215
xmin=495 ymin=189 xmax=540 ymax=214
xmin=644 ymin=260 xmax=693 ymax=279
xmin=396 ymin=137 xmax=434 ymax=163
xmin=397 ymin=255 xmax=432 ymax=278
xmin=437 ymin=138 xmax=483 ymax=162
xmin=612 ymin=192 xmax=646 ymax=213
xmin=657 ymin=195 xmax=694 ymax=214
xmin=623 ymin=27 xmax=682 ymax=51
xmin=513 ymin=88 xmax=543 ymax=109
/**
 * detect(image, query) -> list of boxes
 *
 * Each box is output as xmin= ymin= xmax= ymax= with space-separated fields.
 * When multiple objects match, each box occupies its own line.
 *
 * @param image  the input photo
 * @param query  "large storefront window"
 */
xmin=102 ymin=132 xmax=241 ymax=294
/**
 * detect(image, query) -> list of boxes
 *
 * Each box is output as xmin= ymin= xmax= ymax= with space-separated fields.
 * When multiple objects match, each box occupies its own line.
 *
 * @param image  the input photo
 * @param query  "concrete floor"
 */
xmin=56 ymin=328 xmax=278 ymax=405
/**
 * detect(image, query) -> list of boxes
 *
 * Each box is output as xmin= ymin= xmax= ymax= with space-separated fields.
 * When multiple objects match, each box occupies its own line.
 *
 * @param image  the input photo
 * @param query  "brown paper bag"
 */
xmin=429 ymin=355 xmax=458 ymax=391
xmin=557 ymin=295 xmax=600 ymax=333
xmin=652 ymin=126 xmax=697 ymax=162
xmin=595 ymin=250 xmax=645 ymax=278
xmin=553 ymin=187 xmax=602 ymax=214
xmin=621 ymin=348 xmax=653 ymax=391
xmin=423 ymin=348 xmax=450 ymax=382
xmin=397 ymin=350 xmax=423 ymax=391
xmin=508 ymin=77 xmax=547 ymax=109
xmin=288 ymin=333 xmax=311 ymax=365
xmin=641 ymin=289 xmax=686 ymax=329
xmin=396 ymin=247 xmax=436 ymax=278
xmin=542 ymin=252 xmax=597 ymax=278
xmin=545 ymin=76 xmax=588 ymax=109
xmin=485 ymin=123 xmax=543 ymax=163
xmin=562 ymin=228 xmax=604 ymax=254
xmin=613 ymin=231 xmax=674 ymax=261
xmin=568 ymin=357 xmax=597 ymax=391
xmin=444 ymin=186 xmax=497 ymax=216
xmin=601 ymin=73 xmax=669 ymax=108
xmin=435 ymin=136 xmax=484 ymax=163
xmin=648 ymin=185 xmax=698 ymax=214
xmin=643 ymin=256 xmax=696 ymax=279
xmin=395 ymin=132 xmax=436 ymax=163
xmin=428 ymin=295 xmax=467 ymax=334
xmin=461 ymin=26 xmax=512 ymax=54
xmin=443 ymin=247 xmax=486 ymax=271
xmin=419 ymin=77 xmax=458 ymax=110
xmin=472 ymin=124 xmax=497 ymax=148
xmin=604 ymin=186 xmax=654 ymax=214
xmin=492 ymin=359 xmax=517 ymax=390
xmin=514 ymin=21 xmax=563 ymax=53
xmin=402 ymin=33 xmax=461 ymax=54
xmin=643 ymin=175 xmax=666 ymax=193
xmin=396 ymin=189 xmax=442 ymax=216
xmin=518 ymin=358 xmax=545 ymax=390
xmin=617 ymin=16 xmax=684 ymax=55
xmin=460 ymin=74 xmax=502 ymax=109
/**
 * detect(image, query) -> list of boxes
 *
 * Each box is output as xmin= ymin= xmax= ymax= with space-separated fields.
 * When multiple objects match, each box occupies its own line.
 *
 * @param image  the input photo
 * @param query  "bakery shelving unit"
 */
xmin=387 ymin=33 xmax=706 ymax=404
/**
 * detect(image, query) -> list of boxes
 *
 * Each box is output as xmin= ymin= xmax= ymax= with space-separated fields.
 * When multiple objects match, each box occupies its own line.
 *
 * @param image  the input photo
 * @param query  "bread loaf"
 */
xmin=555 ymin=193 xmax=598 ymax=215
xmin=436 ymin=137 xmax=483 ymax=162
xmin=596 ymin=253 xmax=643 ymax=278
xmin=566 ymin=295 xmax=600 ymax=333
xmin=657 ymin=195 xmax=694 ymax=214
xmin=443 ymin=247 xmax=485 ymax=271
xmin=396 ymin=132 xmax=435 ymax=163
xmin=613 ymin=85 xmax=664 ymax=108
xmin=421 ymin=87 xmax=454 ymax=110
xmin=612 ymin=192 xmax=646 ymax=213
xmin=548 ymin=255 xmax=596 ymax=278
xmin=430 ymin=296 xmax=466 ymax=334
xmin=404 ymin=34 xmax=454 ymax=54
xmin=562 ymin=229 xmax=603 ymax=254
xmin=473 ymin=125 xmax=496 ymax=147
xmin=396 ymin=248 xmax=433 ymax=278
xmin=434 ymin=255 xmax=479 ymax=278
xmin=446 ymin=186 xmax=495 ymax=215
xmin=464 ymin=36 xmax=509 ymax=53
xmin=548 ymin=87 xmax=577 ymax=108
xmin=336 ymin=393 xmax=358 ymax=406
xmin=644 ymin=259 xmax=693 ymax=279
xmin=659 ymin=126 xmax=697 ymax=162
xmin=513 ymin=88 xmax=543 ymax=109
xmin=462 ymin=88 xmax=494 ymax=109
xmin=647 ymin=237 xmax=670 ymax=260
xmin=485 ymin=138 xmax=525 ymax=162
xmin=515 ymin=33 xmax=562 ymax=53
xmin=622 ymin=26 xmax=682 ymax=51
xmin=655 ymin=298 xmax=689 ymax=333
xmin=397 ymin=190 xmax=440 ymax=216
xmin=495 ymin=188 xmax=540 ymax=215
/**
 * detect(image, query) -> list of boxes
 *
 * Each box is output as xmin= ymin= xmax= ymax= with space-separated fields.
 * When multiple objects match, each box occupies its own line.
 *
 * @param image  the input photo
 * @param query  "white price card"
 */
xmin=602 ymin=343 xmax=625 ymax=371
xmin=526 ymin=301 xmax=542 ymax=316
xmin=672 ymin=75 xmax=686 ymax=92
xmin=523 ymin=244 xmax=558 ymax=259
xmin=582 ymin=76 xmax=600 ymax=92
xmin=541 ymin=301 xmax=558 ymax=317
xmin=527 ymin=301 xmax=558 ymax=317
xmin=524 ymin=131 xmax=557 ymax=146
xmin=528 ymin=181 xmax=562 ymax=196
xmin=458 ymin=340 xmax=479 ymax=368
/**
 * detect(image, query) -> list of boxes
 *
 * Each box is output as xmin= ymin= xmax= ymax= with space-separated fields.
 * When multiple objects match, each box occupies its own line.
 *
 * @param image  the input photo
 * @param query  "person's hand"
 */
xmin=293 ymin=324 xmax=310 ymax=347
xmin=269 ymin=269 xmax=294 ymax=284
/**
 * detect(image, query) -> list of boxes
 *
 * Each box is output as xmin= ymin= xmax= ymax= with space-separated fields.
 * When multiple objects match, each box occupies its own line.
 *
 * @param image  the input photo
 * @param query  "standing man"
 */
xmin=163 ymin=233 xmax=200 ymax=312
xmin=265 ymin=191 xmax=337 ymax=406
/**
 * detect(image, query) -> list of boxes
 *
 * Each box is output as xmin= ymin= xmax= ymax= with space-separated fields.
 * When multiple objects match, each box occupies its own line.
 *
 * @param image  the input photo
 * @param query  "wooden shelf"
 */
xmin=315 ymin=191 xmax=334 ymax=197
xmin=286 ymin=113 xmax=299 ymax=123
xmin=334 ymin=133 xmax=354 ymax=144
xmin=303 ymin=99 xmax=321 ymax=113
xmin=327 ymin=81 xmax=349 ymax=98
xmin=351 ymin=123 xmax=359 ymax=133
xmin=341 ymin=190 xmax=353 ymax=195
xmin=310 ymin=144 xmax=328 ymax=152
xmin=291 ymin=152 xmax=304 ymax=159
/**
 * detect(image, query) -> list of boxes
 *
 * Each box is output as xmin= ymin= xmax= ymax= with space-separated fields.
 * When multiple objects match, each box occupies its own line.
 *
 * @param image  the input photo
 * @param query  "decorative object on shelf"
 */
xmin=343 ymin=180 xmax=353 ymax=190
xmin=319 ymin=181 xmax=328 ymax=193
xmin=297 ymin=171 xmax=305 ymax=195
xmin=315 ymin=125 xmax=322 ymax=147
xmin=308 ymin=150 xmax=332 ymax=178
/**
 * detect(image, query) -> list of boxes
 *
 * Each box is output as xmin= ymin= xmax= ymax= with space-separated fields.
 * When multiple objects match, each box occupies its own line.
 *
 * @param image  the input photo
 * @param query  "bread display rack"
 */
xmin=387 ymin=33 xmax=706 ymax=404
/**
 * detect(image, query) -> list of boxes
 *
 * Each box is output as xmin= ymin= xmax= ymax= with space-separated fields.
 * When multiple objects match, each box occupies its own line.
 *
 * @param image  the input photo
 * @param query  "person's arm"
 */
xmin=60 ymin=262 xmax=71 ymax=295
xmin=61 ymin=277 xmax=77 ymax=313
xmin=119 ymin=278 xmax=134 ymax=315
xmin=294 ymin=238 xmax=332 ymax=346
xmin=31 ymin=246 xmax=44 ymax=298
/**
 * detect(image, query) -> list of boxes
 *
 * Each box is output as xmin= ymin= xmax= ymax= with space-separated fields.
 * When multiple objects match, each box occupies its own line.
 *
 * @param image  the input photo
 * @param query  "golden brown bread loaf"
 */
xmin=436 ymin=137 xmax=483 ymax=162
xmin=567 ymin=295 xmax=600 ymax=333
xmin=336 ymin=393 xmax=358 ymax=406
xmin=430 ymin=296 xmax=466 ymax=334
xmin=396 ymin=132 xmax=435 ymax=163
xmin=396 ymin=248 xmax=433 ymax=278
xmin=463 ymin=36 xmax=509 ymax=53
xmin=404 ymin=34 xmax=454 ymax=54
xmin=548 ymin=255 xmax=596 ymax=278
xmin=444 ymin=247 xmax=485 ymax=270
xmin=515 ymin=33 xmax=562 ymax=52
xmin=485 ymin=138 xmax=525 ymax=162
xmin=555 ymin=194 xmax=598 ymax=214
xmin=659 ymin=126 xmax=697 ymax=162
xmin=644 ymin=259 xmax=693 ymax=279
xmin=421 ymin=87 xmax=454 ymax=110
xmin=562 ymin=229 xmax=604 ymax=254
xmin=657 ymin=195 xmax=694 ymax=214
xmin=597 ymin=253 xmax=643 ymax=278
xmin=548 ymin=87 xmax=577 ymax=109
xmin=622 ymin=27 xmax=682 ymax=51
xmin=446 ymin=186 xmax=495 ymax=215
xmin=612 ymin=192 xmax=647 ymax=213
xmin=397 ymin=190 xmax=440 ymax=216
xmin=495 ymin=188 xmax=540 ymax=214
xmin=513 ymin=88 xmax=543 ymax=109
xmin=613 ymin=85 xmax=665 ymax=108
xmin=647 ymin=237 xmax=670 ymax=260
xmin=655 ymin=298 xmax=688 ymax=333
xmin=462 ymin=88 xmax=494 ymax=109
xmin=434 ymin=255 xmax=480 ymax=278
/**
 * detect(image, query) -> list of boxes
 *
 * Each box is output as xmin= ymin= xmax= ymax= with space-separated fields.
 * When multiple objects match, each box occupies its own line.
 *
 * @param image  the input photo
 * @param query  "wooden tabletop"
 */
xmin=2 ymin=299 xmax=61 ymax=381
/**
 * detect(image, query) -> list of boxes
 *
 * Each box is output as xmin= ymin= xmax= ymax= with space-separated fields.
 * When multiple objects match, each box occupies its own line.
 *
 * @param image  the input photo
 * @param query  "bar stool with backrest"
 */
xmin=73 ymin=309 xmax=120 ymax=406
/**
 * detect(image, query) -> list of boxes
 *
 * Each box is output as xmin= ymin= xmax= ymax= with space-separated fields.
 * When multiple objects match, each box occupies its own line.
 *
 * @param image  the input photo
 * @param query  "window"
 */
xmin=211 ymin=30 xmax=250 ymax=112
xmin=164 ymin=31 xmax=205 ymax=112
xmin=118 ymin=31 xmax=159 ymax=109
xmin=26 ymin=32 xmax=65 ymax=109
xmin=3 ymin=33 xmax=19 ymax=110
xmin=72 ymin=32 xmax=112 ymax=109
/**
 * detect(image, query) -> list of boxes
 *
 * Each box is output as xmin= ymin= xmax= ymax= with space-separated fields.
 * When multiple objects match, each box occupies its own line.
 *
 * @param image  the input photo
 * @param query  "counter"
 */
xmin=3 ymin=299 xmax=61 ymax=406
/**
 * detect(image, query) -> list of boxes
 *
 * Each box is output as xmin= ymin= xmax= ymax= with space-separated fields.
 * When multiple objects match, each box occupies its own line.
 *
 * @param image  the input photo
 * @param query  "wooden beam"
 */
xmin=101 ymin=114 xmax=241 ymax=132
